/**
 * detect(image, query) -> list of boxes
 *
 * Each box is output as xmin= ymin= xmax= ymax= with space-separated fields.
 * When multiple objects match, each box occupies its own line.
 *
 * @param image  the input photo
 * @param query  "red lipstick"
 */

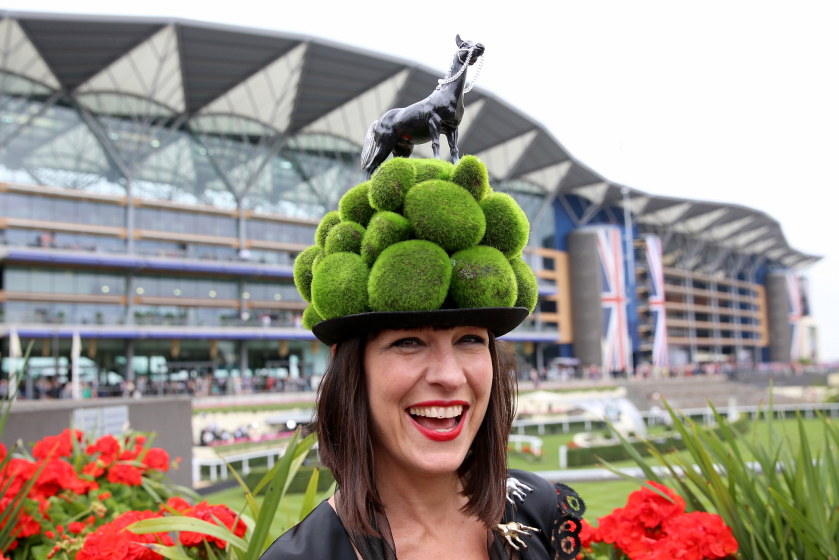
xmin=406 ymin=401 xmax=469 ymax=442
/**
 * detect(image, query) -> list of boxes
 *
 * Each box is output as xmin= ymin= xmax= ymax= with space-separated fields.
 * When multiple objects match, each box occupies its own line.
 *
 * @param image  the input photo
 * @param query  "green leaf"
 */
xmin=245 ymin=430 xmax=300 ymax=560
xmin=146 ymin=543 xmax=195 ymax=560
xmin=127 ymin=517 xmax=247 ymax=552
xmin=299 ymin=467 xmax=320 ymax=520
xmin=217 ymin=453 xmax=260 ymax=520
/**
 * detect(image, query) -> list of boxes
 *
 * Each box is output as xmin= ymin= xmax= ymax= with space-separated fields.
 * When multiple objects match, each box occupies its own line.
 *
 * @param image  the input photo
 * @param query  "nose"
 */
xmin=476 ymin=43 xmax=485 ymax=50
xmin=423 ymin=342 xmax=467 ymax=392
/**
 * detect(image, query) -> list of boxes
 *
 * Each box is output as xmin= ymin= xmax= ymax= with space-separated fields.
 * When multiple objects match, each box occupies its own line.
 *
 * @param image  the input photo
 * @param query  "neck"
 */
xmin=441 ymin=50 xmax=470 ymax=96
xmin=372 ymin=450 xmax=468 ymax=530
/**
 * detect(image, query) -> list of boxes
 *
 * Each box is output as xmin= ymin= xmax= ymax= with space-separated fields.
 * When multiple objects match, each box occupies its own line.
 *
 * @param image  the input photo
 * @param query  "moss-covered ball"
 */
xmin=480 ymin=192 xmax=530 ymax=258
xmin=451 ymin=155 xmax=490 ymax=202
xmin=311 ymin=252 xmax=370 ymax=319
xmin=449 ymin=246 xmax=517 ymax=308
xmin=292 ymin=245 xmax=321 ymax=303
xmin=312 ymin=252 xmax=325 ymax=271
xmin=368 ymin=240 xmax=452 ymax=312
xmin=409 ymin=158 xmax=455 ymax=183
xmin=510 ymin=256 xmax=538 ymax=313
xmin=369 ymin=157 xmax=416 ymax=211
xmin=403 ymin=180 xmax=486 ymax=254
xmin=301 ymin=305 xmax=324 ymax=330
xmin=315 ymin=211 xmax=341 ymax=249
xmin=339 ymin=181 xmax=375 ymax=227
xmin=324 ymin=221 xmax=365 ymax=255
xmin=361 ymin=211 xmax=413 ymax=267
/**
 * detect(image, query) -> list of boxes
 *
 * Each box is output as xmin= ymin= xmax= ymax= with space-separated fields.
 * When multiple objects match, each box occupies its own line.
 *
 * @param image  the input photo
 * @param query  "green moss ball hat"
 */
xmin=293 ymin=157 xmax=538 ymax=345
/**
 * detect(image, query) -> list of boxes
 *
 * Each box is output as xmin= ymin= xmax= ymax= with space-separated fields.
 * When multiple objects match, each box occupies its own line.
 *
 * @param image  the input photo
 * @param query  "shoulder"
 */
xmin=260 ymin=501 xmax=356 ymax=560
xmin=505 ymin=469 xmax=558 ymax=526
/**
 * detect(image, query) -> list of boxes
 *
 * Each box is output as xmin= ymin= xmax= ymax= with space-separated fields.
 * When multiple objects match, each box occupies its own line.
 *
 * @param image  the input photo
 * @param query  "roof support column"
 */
xmin=73 ymin=99 xmax=136 ymax=253
xmin=710 ymin=279 xmax=722 ymax=359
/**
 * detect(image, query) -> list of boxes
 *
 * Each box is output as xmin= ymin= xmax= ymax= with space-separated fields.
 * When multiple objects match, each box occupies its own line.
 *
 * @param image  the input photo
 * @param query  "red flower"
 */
xmin=98 ymin=492 xmax=111 ymax=500
xmin=0 ymin=442 xmax=6 ymax=462
xmin=135 ymin=436 xmax=146 ymax=445
xmin=107 ymin=464 xmax=143 ymax=486
xmin=663 ymin=512 xmax=738 ymax=559
xmin=623 ymin=481 xmax=686 ymax=530
xmin=179 ymin=501 xmax=246 ymax=548
xmin=77 ymin=510 xmax=173 ymax=560
xmin=83 ymin=462 xmax=106 ymax=478
xmin=579 ymin=519 xmax=599 ymax=551
xmin=32 ymin=429 xmax=82 ymax=460
xmin=162 ymin=496 xmax=192 ymax=514
xmin=141 ymin=448 xmax=169 ymax=472
xmin=69 ymin=521 xmax=86 ymax=534
xmin=86 ymin=435 xmax=121 ymax=466
xmin=45 ymin=530 xmax=55 ymax=539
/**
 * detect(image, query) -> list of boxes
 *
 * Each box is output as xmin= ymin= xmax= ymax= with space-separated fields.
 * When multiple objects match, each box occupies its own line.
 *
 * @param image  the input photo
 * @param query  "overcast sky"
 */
xmin=7 ymin=0 xmax=838 ymax=360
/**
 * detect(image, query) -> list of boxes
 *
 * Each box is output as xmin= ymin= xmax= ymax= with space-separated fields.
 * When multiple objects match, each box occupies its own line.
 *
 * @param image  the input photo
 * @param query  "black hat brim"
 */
xmin=312 ymin=307 xmax=529 ymax=346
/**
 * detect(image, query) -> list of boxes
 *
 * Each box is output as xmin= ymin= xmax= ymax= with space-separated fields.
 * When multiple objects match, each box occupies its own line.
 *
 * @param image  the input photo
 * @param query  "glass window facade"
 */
xmin=134 ymin=276 xmax=238 ymax=300
xmin=4 ymin=267 xmax=126 ymax=295
xmin=136 ymin=207 xmax=237 ymax=237
xmin=0 ymin=192 xmax=125 ymax=227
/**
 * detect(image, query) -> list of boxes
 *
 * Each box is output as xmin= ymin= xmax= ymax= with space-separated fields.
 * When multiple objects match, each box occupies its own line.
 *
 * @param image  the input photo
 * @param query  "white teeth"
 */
xmin=408 ymin=405 xmax=464 ymax=418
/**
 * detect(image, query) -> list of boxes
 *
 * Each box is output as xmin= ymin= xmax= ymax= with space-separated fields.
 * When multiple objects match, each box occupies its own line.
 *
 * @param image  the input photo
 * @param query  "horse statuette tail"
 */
xmin=360 ymin=120 xmax=378 ymax=171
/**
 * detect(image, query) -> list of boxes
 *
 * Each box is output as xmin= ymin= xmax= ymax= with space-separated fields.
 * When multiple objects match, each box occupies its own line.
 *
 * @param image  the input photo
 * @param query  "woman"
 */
xmin=262 ymin=157 xmax=585 ymax=560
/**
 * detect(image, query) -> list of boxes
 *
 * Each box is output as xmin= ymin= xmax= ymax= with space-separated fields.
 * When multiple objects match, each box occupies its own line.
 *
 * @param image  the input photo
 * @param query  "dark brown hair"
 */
xmin=315 ymin=330 xmax=518 ymax=536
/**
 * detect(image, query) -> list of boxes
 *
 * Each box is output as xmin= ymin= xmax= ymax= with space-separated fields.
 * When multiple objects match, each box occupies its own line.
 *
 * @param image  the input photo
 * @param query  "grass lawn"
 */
xmin=203 ymin=416 xmax=835 ymax=539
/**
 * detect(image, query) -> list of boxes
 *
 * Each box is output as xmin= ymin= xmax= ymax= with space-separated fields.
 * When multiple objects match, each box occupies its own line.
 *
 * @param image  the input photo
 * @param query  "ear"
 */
xmin=456 ymin=34 xmax=465 ymax=47
xmin=331 ymin=344 xmax=337 ymax=358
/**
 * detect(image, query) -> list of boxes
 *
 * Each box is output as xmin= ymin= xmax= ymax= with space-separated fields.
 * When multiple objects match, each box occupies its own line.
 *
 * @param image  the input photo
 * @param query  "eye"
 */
xmin=390 ymin=337 xmax=424 ymax=348
xmin=458 ymin=334 xmax=487 ymax=345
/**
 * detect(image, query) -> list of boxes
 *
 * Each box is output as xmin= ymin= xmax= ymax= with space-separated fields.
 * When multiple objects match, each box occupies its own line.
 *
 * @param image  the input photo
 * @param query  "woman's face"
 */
xmin=364 ymin=326 xmax=493 ymax=477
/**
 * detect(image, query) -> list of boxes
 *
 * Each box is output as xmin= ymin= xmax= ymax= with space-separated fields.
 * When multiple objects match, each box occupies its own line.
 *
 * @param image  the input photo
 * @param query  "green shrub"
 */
xmin=480 ymin=192 xmax=529 ymax=258
xmin=510 ymin=256 xmax=538 ymax=313
xmin=409 ymin=158 xmax=455 ymax=183
xmin=361 ymin=211 xmax=413 ymax=267
xmin=301 ymin=305 xmax=323 ymax=330
xmin=311 ymin=252 xmax=370 ymax=319
xmin=292 ymin=245 xmax=321 ymax=303
xmin=314 ymin=211 xmax=341 ymax=248
xmin=403 ymin=180 xmax=486 ymax=254
xmin=369 ymin=158 xmax=416 ymax=211
xmin=324 ymin=221 xmax=365 ymax=255
xmin=449 ymin=246 xmax=517 ymax=308
xmin=450 ymin=155 xmax=490 ymax=201
xmin=605 ymin=400 xmax=839 ymax=560
xmin=368 ymin=240 xmax=452 ymax=311
xmin=338 ymin=181 xmax=375 ymax=227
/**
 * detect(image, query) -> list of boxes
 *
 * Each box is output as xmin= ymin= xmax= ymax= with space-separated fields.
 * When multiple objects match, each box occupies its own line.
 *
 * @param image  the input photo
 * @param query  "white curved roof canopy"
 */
xmin=0 ymin=10 xmax=819 ymax=269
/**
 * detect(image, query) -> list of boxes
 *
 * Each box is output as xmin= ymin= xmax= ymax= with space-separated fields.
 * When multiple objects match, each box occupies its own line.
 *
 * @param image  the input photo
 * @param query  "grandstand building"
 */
xmin=0 ymin=12 xmax=821 ymax=391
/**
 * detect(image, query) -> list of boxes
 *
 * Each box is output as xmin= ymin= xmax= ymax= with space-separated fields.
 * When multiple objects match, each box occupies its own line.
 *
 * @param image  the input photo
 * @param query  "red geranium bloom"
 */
xmin=623 ymin=481 xmax=686 ymax=530
xmin=141 ymin=449 xmax=169 ymax=472
xmin=32 ymin=429 xmax=82 ymax=460
xmin=86 ymin=435 xmax=121 ymax=466
xmin=77 ymin=510 xmax=173 ymax=560
xmin=69 ymin=521 xmax=86 ymax=535
xmin=135 ymin=436 xmax=146 ymax=445
xmin=162 ymin=496 xmax=192 ymax=514
xmin=107 ymin=464 xmax=143 ymax=486
xmin=579 ymin=519 xmax=599 ymax=551
xmin=664 ymin=512 xmax=738 ymax=559
xmin=0 ymin=442 xmax=6 ymax=462
xmin=179 ymin=501 xmax=246 ymax=548
xmin=0 ymin=496 xmax=42 ymax=543
xmin=83 ymin=462 xmax=106 ymax=478
xmin=27 ymin=458 xmax=97 ymax=500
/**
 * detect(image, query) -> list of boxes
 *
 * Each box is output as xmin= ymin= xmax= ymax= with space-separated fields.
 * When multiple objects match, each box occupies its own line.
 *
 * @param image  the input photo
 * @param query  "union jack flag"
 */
xmin=596 ymin=227 xmax=632 ymax=372
xmin=785 ymin=272 xmax=803 ymax=362
xmin=644 ymin=235 xmax=669 ymax=367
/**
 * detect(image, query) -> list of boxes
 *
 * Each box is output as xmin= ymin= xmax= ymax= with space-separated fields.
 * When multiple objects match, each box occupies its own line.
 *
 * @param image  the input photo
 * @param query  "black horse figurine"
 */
xmin=360 ymin=35 xmax=485 ymax=179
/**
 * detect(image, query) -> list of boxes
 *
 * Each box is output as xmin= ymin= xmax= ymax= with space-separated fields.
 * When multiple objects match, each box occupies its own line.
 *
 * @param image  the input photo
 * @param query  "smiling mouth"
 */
xmin=406 ymin=403 xmax=468 ymax=442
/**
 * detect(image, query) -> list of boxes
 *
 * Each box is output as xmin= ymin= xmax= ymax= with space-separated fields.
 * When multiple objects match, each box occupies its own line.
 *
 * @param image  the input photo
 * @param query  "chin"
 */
xmin=407 ymin=449 xmax=469 ymax=476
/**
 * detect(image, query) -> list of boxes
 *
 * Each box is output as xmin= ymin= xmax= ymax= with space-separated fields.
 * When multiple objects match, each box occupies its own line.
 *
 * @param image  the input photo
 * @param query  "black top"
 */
xmin=260 ymin=469 xmax=585 ymax=560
